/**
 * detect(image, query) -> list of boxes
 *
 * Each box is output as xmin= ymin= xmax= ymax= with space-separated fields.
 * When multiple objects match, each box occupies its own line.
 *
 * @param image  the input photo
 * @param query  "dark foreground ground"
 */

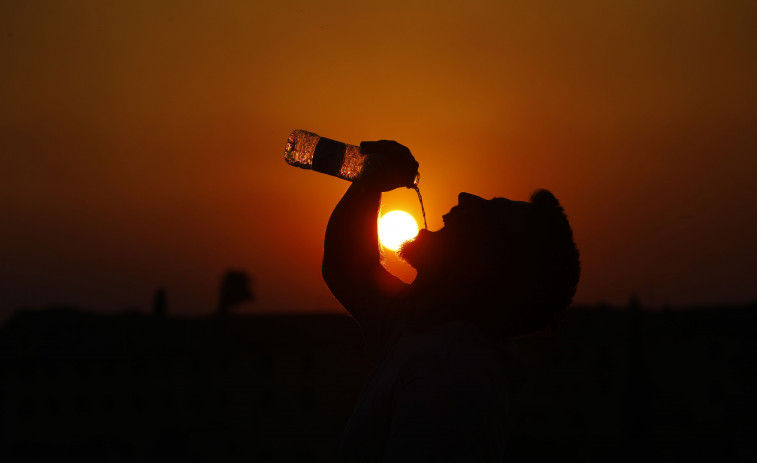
xmin=0 ymin=302 xmax=754 ymax=462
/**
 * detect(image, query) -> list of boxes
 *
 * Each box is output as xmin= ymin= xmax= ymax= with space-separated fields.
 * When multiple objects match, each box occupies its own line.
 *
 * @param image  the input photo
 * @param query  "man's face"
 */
xmin=398 ymin=192 xmax=529 ymax=272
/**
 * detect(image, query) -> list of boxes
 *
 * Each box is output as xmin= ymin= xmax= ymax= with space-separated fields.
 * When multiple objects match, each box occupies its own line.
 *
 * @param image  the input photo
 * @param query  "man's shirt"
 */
xmin=340 ymin=317 xmax=510 ymax=462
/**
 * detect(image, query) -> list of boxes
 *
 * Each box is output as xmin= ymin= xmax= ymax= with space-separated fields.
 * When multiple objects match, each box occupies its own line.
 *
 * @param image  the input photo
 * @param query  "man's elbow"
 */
xmin=322 ymin=255 xmax=350 ymax=295
xmin=321 ymin=258 xmax=338 ymax=290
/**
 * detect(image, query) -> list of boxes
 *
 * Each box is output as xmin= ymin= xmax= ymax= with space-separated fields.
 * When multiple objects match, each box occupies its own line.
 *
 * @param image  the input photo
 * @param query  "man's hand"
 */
xmin=359 ymin=140 xmax=419 ymax=192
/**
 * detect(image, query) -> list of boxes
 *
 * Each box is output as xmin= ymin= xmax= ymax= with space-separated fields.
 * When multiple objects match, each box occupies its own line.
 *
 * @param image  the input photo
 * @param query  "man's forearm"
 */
xmin=323 ymin=182 xmax=382 ymax=286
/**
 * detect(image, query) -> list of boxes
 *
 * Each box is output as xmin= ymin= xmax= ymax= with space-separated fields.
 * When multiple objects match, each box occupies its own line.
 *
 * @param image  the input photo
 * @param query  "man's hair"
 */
xmin=476 ymin=190 xmax=580 ymax=337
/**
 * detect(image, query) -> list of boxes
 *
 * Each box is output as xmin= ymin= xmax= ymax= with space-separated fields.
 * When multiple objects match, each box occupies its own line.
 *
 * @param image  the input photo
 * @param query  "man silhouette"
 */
xmin=323 ymin=140 xmax=580 ymax=462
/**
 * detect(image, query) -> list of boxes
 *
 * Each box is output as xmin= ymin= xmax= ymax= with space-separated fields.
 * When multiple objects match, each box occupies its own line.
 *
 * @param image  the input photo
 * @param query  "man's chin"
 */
xmin=397 ymin=239 xmax=418 ymax=268
xmin=398 ymin=231 xmax=427 ymax=269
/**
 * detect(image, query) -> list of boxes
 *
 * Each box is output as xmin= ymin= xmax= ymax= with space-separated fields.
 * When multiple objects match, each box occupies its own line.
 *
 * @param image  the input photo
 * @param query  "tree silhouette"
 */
xmin=217 ymin=270 xmax=254 ymax=316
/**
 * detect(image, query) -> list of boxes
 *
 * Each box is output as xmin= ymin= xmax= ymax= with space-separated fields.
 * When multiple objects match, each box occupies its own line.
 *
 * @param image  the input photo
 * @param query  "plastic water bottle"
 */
xmin=284 ymin=129 xmax=419 ymax=185
xmin=284 ymin=129 xmax=426 ymax=228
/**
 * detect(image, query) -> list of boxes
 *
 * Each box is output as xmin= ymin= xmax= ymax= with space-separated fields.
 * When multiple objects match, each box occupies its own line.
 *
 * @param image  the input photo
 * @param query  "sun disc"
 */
xmin=378 ymin=210 xmax=419 ymax=251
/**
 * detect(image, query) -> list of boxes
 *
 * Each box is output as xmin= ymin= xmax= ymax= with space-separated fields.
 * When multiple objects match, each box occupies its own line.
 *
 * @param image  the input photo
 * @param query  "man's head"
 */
xmin=398 ymin=189 xmax=580 ymax=337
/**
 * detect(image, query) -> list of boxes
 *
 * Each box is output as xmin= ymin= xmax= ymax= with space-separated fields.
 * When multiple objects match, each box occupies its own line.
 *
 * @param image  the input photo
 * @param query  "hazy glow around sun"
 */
xmin=378 ymin=210 xmax=419 ymax=251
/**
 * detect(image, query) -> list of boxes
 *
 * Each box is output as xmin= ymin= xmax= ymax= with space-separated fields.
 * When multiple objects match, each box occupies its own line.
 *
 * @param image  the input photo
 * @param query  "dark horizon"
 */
xmin=5 ymin=287 xmax=756 ymax=326
xmin=1 ymin=299 xmax=753 ymax=462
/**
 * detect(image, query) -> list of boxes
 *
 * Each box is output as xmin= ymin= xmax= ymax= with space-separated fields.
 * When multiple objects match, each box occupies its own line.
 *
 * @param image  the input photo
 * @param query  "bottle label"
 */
xmin=312 ymin=137 xmax=346 ymax=177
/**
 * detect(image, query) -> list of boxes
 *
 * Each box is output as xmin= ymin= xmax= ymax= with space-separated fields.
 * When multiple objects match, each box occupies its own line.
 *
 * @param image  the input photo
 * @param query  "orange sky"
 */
xmin=1 ymin=0 xmax=755 ymax=317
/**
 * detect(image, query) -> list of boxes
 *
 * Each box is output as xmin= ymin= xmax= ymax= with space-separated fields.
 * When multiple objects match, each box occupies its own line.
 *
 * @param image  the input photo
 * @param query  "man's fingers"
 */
xmin=360 ymin=140 xmax=411 ymax=157
xmin=359 ymin=140 xmax=377 ymax=152
xmin=357 ymin=139 xmax=418 ymax=190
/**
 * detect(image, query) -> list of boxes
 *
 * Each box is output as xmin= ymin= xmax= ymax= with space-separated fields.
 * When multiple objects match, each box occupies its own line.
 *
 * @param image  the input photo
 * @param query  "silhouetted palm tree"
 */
xmin=217 ymin=270 xmax=254 ymax=316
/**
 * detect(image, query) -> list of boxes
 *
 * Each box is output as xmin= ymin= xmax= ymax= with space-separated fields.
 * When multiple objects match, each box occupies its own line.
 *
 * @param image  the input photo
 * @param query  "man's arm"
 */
xmin=322 ymin=183 xmax=407 ymax=325
xmin=322 ymin=140 xmax=418 ymax=338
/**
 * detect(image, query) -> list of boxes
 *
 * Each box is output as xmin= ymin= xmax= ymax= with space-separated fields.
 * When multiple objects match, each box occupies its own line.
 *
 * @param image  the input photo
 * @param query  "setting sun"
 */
xmin=378 ymin=210 xmax=419 ymax=251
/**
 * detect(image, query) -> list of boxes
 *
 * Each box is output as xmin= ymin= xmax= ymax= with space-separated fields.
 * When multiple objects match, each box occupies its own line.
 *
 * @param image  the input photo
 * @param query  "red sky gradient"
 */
xmin=1 ymin=1 xmax=755 ymax=318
